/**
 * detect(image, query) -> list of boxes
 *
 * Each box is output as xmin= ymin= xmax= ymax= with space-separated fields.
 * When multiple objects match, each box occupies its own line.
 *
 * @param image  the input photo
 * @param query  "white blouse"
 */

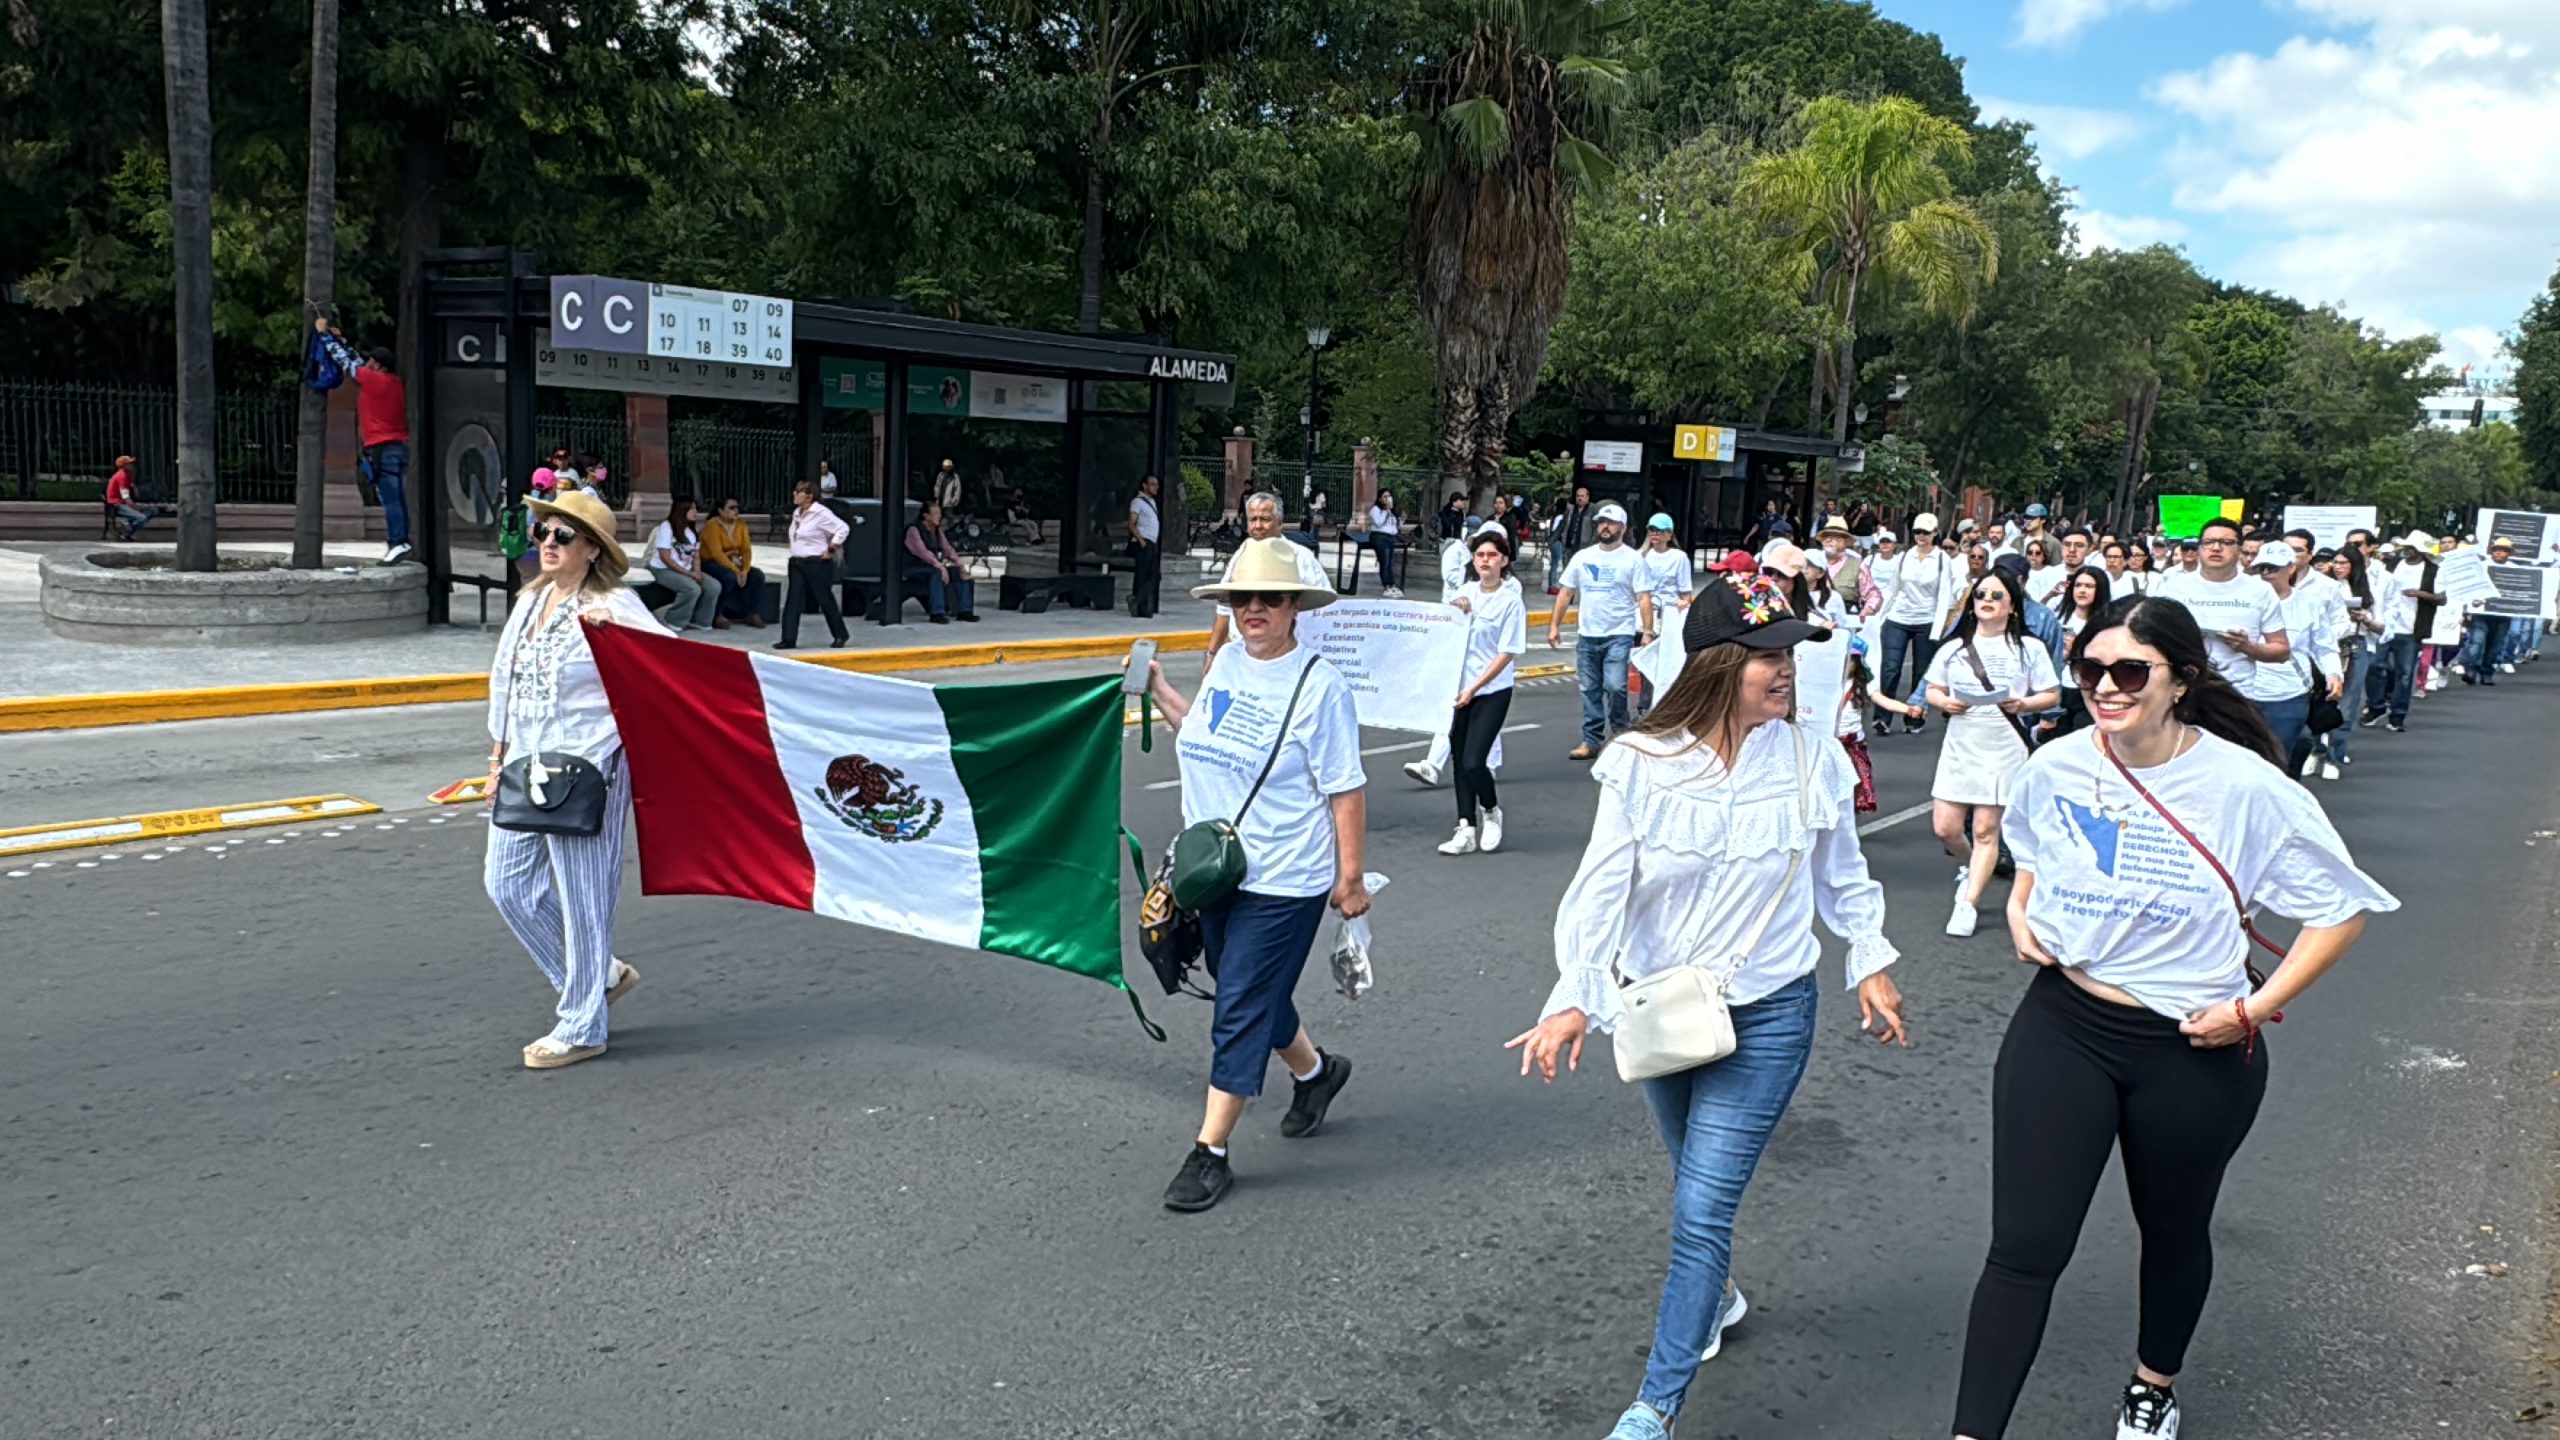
xmin=486 ymin=583 xmax=673 ymax=764
xmin=1545 ymin=719 xmax=1899 ymax=1032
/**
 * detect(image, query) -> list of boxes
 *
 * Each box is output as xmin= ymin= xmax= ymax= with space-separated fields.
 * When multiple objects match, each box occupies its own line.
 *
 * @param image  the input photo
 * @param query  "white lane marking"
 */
xmin=1858 ymin=801 xmax=1934 ymax=837
xmin=1141 ymin=724 xmax=1545 ymax=791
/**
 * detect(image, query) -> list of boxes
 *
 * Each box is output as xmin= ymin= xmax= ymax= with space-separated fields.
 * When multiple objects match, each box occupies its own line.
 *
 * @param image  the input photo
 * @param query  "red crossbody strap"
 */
xmin=2095 ymin=732 xmax=2291 ymax=967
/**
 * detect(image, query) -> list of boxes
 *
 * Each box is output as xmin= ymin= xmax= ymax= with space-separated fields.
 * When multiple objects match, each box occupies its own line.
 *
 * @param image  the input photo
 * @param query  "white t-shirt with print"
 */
xmin=646 ymin=521 xmax=699 ymax=571
xmin=1561 ymin=543 xmax=1646 ymax=637
xmin=2026 ymin=565 xmax=2069 ymax=609
xmin=1877 ymin=548 xmax=1959 ymax=633
xmin=1177 ymin=647 xmax=1367 ymax=898
xmin=1458 ymin=578 xmax=1527 ymax=695
xmin=2004 ymin=728 xmax=2398 ymax=1022
xmin=1924 ymin=629 xmax=2059 ymax=704
xmin=2153 ymin=569 xmax=2286 ymax=689
xmin=1635 ymin=546 xmax=1694 ymax=609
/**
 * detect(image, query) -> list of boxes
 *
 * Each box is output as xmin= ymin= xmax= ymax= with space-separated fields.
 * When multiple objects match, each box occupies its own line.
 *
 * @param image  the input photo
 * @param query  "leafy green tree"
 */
xmin=2050 ymin=245 xmax=2206 ymax=531
xmin=1642 ymin=0 xmax=1971 ymax=140
xmin=2511 ymin=262 xmax=2560 ymax=494
xmin=1408 ymin=0 xmax=1649 ymax=505
xmin=1740 ymin=94 xmax=1997 ymax=466
xmin=1840 ymin=431 xmax=1934 ymax=509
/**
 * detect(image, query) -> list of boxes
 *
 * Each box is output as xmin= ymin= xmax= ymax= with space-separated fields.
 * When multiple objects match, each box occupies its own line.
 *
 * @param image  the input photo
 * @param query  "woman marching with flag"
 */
xmin=1133 ymin=537 xmax=1371 ymax=1212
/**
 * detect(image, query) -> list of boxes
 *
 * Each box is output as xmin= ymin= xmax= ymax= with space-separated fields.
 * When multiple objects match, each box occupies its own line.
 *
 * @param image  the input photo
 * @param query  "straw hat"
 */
xmin=527 ymin=490 xmax=629 ymax=585
xmin=1192 ymin=536 xmax=1336 ymax=609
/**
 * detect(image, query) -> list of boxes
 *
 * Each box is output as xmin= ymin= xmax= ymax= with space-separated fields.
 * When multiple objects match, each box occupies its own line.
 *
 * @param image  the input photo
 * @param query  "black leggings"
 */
xmin=1953 ymin=967 xmax=2267 ymax=1439
xmin=1449 ymin=686 xmax=1512 ymax=821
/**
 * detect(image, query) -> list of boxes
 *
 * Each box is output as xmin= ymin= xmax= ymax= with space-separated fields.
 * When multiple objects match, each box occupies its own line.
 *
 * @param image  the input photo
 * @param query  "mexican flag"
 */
xmin=582 ymin=623 xmax=1131 ymax=990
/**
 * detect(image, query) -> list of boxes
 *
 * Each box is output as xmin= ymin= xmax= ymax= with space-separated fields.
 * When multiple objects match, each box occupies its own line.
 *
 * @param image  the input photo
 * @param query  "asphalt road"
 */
xmin=6 ymin=654 xmax=2559 ymax=1439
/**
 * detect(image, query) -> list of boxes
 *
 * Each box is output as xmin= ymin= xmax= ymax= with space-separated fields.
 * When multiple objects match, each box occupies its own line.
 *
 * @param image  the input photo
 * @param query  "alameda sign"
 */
xmin=1147 ymin=355 xmax=1231 ymax=384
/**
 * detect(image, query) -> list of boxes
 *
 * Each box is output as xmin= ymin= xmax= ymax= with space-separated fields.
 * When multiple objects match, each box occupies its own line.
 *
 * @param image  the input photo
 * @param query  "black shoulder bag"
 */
xmin=490 ymin=598 xmax=612 ymax=837
xmin=1958 ymin=640 xmax=2041 ymax=751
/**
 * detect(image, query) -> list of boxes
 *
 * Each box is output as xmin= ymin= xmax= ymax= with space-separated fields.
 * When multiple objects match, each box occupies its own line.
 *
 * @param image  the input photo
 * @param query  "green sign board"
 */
xmin=2157 ymin=494 xmax=2225 ymax=539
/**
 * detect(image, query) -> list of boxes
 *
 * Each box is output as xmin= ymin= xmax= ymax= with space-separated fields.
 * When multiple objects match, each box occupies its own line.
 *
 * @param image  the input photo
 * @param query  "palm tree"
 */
xmin=162 ymin=0 xmax=218 ymax=571
xmin=293 ymin=0 xmax=339 ymax=570
xmin=1409 ymin=0 xmax=1646 ymax=508
xmin=1742 ymin=95 xmax=1999 ymax=466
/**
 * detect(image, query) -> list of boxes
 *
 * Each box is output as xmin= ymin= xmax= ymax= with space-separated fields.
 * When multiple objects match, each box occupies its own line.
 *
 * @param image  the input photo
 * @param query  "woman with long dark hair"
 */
xmin=1950 ymin=597 xmax=2395 ymax=1440
xmin=2038 ymin=565 xmax=2112 ymax=745
xmin=1508 ymin=573 xmax=1907 ymax=1440
xmin=1926 ymin=571 xmax=2060 ymax=937
xmin=1436 ymin=525 xmax=1526 ymax=856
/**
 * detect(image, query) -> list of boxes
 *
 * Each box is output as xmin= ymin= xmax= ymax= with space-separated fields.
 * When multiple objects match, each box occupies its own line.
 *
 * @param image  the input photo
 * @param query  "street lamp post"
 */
xmin=1303 ymin=321 xmax=1330 ymax=526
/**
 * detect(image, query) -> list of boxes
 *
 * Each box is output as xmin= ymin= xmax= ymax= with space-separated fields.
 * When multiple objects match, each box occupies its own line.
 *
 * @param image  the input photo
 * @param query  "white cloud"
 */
xmin=2070 ymin=208 xmax=2191 ymax=254
xmin=1978 ymin=96 xmax=2147 ymax=161
xmin=2147 ymin=5 xmax=2560 ymax=347
xmin=2013 ymin=0 xmax=2185 ymax=49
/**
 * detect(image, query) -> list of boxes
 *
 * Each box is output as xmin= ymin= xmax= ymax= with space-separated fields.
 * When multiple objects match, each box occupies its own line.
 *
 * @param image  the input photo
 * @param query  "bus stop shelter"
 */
xmin=416 ymin=248 xmax=1238 ymax=626
xmin=1574 ymin=416 xmax=1865 ymax=550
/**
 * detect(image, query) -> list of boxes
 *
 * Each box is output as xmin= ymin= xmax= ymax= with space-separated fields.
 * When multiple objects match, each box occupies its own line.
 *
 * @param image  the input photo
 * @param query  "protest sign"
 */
xmin=1793 ymin=635 xmax=1849 ymax=734
xmin=1292 ymin=598 xmax=1468 ymax=735
xmin=2482 ymin=563 xmax=2560 ymax=619
xmin=2158 ymin=495 xmax=2224 ymax=539
xmin=2435 ymin=550 xmax=2498 ymax=608
xmin=2476 ymin=508 xmax=2560 ymax=565
xmin=2282 ymin=505 xmax=2378 ymax=550
xmin=1632 ymin=626 xmax=1685 ymax=698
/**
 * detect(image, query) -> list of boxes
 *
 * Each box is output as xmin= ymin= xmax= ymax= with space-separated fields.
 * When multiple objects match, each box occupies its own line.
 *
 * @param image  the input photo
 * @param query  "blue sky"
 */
xmin=1880 ymin=0 xmax=2560 ymax=380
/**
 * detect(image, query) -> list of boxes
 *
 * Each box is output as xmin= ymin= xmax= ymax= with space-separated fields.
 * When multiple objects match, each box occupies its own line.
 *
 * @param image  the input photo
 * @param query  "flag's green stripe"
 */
xmin=937 ymin=673 xmax=1128 ymax=987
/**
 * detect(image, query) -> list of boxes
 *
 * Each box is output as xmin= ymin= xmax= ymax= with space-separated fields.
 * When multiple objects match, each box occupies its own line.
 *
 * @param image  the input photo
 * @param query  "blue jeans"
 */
xmin=2461 ymin=614 xmax=2510 ymax=675
xmin=1368 ymin=533 xmax=1398 ymax=590
xmin=1199 ymin=889 xmax=1330 ymax=1097
xmin=2375 ymin=633 xmax=2419 ymax=721
xmin=1879 ymin=620 xmax=1938 ymax=713
xmin=365 ymin=440 xmax=411 ymax=546
xmin=1577 ymin=633 xmax=1635 ymax=746
xmin=1636 ymin=974 xmax=1819 ymax=1418
xmin=2325 ymin=647 xmax=2375 ymax=762
xmin=903 ymin=564 xmax=976 ymax=617
xmin=2254 ymin=693 xmax=2310 ymax=772
xmin=705 ymin=559 xmax=767 ymax=621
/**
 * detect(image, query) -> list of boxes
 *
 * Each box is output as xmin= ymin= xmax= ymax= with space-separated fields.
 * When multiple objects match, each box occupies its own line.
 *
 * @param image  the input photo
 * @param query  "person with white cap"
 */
xmin=1549 ymin=500 xmax=1648 ymax=760
xmin=1508 ymin=570 xmax=1906 ymax=1440
xmin=2234 ymin=546 xmax=2330 ymax=773
xmin=482 ymin=489 xmax=673 ymax=1070
xmin=1871 ymin=511 xmax=1961 ymax=735
xmin=1133 ymin=536 xmax=1369 ymax=1212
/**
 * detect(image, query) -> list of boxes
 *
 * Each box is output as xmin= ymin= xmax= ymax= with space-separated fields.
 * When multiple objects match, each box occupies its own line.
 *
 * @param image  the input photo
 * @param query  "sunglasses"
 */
xmin=2072 ymin=658 xmax=2170 ymax=693
xmin=532 ymin=523 xmax=587 ymax=547
xmin=1232 ymin=591 xmax=1295 ymax=610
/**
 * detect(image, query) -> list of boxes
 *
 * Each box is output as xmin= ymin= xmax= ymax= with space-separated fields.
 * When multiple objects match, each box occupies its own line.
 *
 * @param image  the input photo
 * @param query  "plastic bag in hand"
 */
xmin=1329 ymin=871 xmax=1388 ymax=999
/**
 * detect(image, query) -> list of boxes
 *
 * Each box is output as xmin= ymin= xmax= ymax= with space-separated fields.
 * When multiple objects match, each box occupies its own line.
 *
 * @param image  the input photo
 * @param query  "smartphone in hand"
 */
xmin=1121 ymin=638 xmax=1159 ymax=694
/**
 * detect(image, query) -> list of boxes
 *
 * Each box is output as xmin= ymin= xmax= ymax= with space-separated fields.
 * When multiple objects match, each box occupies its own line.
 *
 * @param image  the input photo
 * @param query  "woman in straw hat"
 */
xmin=1508 ymin=572 xmax=1907 ymax=1440
xmin=1131 ymin=536 xmax=1371 ymax=1212
xmin=483 ymin=490 xmax=671 ymax=1070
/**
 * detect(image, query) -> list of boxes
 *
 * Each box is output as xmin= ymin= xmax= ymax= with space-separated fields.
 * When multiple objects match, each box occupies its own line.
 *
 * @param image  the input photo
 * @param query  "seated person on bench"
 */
xmin=903 ymin=498 xmax=981 ymax=624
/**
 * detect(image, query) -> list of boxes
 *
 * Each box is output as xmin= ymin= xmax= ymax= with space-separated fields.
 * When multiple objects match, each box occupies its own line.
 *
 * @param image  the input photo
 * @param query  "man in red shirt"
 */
xmin=316 ymin=318 xmax=414 ymax=564
xmin=104 ymin=454 xmax=162 ymax=539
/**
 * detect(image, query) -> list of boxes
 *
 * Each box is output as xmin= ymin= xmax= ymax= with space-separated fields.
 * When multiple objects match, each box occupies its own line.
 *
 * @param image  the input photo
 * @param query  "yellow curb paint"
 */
xmin=428 ymin=777 xmax=489 ymax=806
xmin=0 ymin=606 xmax=1579 ymax=735
xmin=0 ymin=795 xmax=382 ymax=858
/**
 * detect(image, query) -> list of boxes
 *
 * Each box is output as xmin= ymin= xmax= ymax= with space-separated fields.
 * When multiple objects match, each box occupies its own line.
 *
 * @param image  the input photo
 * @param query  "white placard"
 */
xmin=2477 ymin=508 xmax=2560 ymax=566
xmin=1581 ymin=439 xmax=1643 ymax=474
xmin=970 ymin=370 xmax=1069 ymax=423
xmin=1792 ymin=636 xmax=1849 ymax=733
xmin=2435 ymin=549 xmax=2498 ymax=607
xmin=2281 ymin=504 xmax=2377 ymax=550
xmin=1291 ymin=599 xmax=1470 ymax=735
xmin=535 ymin=329 xmax=797 ymax=403
xmin=1632 ymin=627 xmax=1686 ymax=697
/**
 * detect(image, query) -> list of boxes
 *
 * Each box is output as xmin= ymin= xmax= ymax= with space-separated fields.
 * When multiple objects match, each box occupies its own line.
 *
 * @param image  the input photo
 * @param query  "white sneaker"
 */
xmin=1477 ymin=806 xmax=1504 ymax=852
xmin=2115 ymin=1380 xmax=2180 ymax=1438
xmin=1402 ymin=760 xmax=1443 ymax=788
xmin=2501 ymin=662 xmax=2516 ymax=674
xmin=1436 ymin=822 xmax=1478 ymax=856
xmin=1698 ymin=1285 xmax=1749 ymax=1362
xmin=1946 ymin=895 xmax=1978 ymax=938
xmin=382 ymin=541 xmax=414 ymax=565
xmin=2321 ymin=761 xmax=2340 ymax=781
xmin=1382 ymin=587 xmax=1404 ymax=599
xmin=2298 ymin=751 xmax=2319 ymax=778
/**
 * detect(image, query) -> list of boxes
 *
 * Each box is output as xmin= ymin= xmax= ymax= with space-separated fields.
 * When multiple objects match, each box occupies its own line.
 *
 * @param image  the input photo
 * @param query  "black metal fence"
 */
xmin=0 ymin=377 xmax=300 ymax=503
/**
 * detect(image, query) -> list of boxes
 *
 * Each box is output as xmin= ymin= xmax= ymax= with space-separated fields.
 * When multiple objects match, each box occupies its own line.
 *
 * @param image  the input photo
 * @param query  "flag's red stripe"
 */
xmin=583 ymin=622 xmax=817 ymax=911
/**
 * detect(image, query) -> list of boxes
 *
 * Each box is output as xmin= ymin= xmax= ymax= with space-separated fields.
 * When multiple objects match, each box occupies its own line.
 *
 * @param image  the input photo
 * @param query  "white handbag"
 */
xmin=1611 ymin=724 xmax=1811 ymax=1083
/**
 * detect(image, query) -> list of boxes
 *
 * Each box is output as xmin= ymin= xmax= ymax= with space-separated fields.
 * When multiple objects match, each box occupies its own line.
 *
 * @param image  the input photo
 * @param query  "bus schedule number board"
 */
xmin=549 ymin=275 xmax=794 ymax=365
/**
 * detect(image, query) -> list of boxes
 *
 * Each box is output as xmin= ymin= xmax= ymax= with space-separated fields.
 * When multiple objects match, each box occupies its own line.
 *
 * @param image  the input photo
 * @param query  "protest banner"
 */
xmin=2435 ymin=550 xmax=2498 ymax=608
xmin=2282 ymin=504 xmax=2378 ymax=550
xmin=2158 ymin=495 xmax=2224 ymax=539
xmin=1292 ymin=598 xmax=1469 ymax=735
xmin=2476 ymin=508 xmax=2560 ymax=565
xmin=2482 ymin=563 xmax=2560 ymax=619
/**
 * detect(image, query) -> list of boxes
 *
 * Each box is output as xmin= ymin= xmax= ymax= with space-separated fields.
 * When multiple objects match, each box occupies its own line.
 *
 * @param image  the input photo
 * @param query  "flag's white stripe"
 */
xmin=750 ymin=654 xmax=984 ymax=950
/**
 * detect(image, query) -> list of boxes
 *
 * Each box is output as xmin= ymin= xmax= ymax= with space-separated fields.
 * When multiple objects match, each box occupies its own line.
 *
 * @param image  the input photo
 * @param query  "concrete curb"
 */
xmin=0 ymin=795 xmax=381 ymax=859
xmin=0 ymin=609 xmax=1570 ymax=735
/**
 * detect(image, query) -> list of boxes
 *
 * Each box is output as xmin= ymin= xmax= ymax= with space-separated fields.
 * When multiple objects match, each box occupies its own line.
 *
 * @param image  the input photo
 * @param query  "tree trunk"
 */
xmin=291 ymin=0 xmax=338 ymax=570
xmin=163 ymin=0 xmax=218 ymax=572
xmin=1077 ymin=104 xmax=1110 ymax=335
xmin=2114 ymin=373 xmax=2161 ymax=532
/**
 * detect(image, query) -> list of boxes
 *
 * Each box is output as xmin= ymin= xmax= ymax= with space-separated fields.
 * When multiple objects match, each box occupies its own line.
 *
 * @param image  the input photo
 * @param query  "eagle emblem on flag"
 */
xmin=815 ymin=753 xmax=946 ymax=843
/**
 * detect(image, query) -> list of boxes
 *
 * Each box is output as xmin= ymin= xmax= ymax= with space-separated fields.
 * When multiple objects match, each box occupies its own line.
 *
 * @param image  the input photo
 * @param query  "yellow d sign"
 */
xmin=1674 ymin=424 xmax=1725 ymax=461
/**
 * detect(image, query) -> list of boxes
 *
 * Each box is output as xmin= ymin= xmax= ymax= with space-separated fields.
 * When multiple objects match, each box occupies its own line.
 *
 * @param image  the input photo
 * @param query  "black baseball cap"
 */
xmin=1683 ymin=573 xmax=1833 ymax=653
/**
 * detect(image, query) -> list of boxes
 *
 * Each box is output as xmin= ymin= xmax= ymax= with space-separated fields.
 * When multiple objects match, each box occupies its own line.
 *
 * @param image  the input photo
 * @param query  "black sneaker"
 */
xmin=2114 ymin=1379 xmax=2179 ymax=1438
xmin=1162 ymin=1143 xmax=1232 ymax=1212
xmin=2387 ymin=717 xmax=2406 ymax=732
xmin=1279 ymin=1050 xmax=1353 ymax=1138
xmin=2359 ymin=707 xmax=2385 ymax=727
xmin=1904 ymin=717 xmax=1926 ymax=735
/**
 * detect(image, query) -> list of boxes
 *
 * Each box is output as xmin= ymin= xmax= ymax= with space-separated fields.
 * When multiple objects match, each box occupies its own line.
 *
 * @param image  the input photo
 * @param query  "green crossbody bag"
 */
xmin=1167 ymin=655 xmax=1319 ymax=911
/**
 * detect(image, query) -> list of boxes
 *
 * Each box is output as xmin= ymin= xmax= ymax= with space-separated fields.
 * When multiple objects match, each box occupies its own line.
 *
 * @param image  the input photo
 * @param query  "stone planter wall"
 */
xmin=39 ymin=551 xmax=429 ymax=646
